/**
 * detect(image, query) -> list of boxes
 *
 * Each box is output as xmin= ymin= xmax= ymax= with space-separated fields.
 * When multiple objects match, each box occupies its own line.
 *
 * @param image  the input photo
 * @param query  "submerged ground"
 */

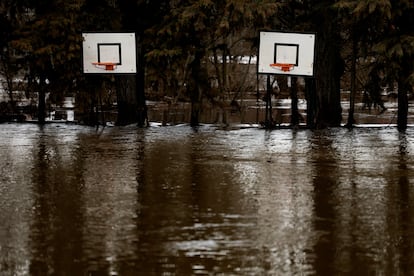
xmin=1 ymin=123 xmax=414 ymax=275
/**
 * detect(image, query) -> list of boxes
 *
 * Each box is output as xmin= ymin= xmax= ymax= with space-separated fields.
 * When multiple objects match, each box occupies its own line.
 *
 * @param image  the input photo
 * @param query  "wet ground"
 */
xmin=1 ymin=123 xmax=414 ymax=275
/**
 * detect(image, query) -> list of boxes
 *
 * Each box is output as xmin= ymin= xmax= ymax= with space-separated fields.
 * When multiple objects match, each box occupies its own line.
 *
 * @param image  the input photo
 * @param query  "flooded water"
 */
xmin=1 ymin=123 xmax=414 ymax=275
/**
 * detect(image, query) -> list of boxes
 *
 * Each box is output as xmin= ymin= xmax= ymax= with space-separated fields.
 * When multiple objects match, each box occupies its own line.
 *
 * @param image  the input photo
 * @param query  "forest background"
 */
xmin=0 ymin=0 xmax=413 ymax=130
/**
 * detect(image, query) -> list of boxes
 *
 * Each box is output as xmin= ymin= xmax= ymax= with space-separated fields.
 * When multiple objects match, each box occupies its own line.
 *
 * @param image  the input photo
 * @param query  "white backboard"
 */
xmin=258 ymin=31 xmax=316 ymax=76
xmin=82 ymin=32 xmax=136 ymax=74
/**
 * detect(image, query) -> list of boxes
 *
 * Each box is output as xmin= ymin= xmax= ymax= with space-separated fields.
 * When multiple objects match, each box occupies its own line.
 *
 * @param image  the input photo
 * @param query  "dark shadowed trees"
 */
xmin=337 ymin=0 xmax=414 ymax=130
xmin=275 ymin=0 xmax=343 ymax=128
xmin=11 ymin=0 xmax=88 ymax=123
xmin=145 ymin=0 xmax=279 ymax=126
xmin=116 ymin=0 xmax=162 ymax=126
xmin=3 ymin=0 xmax=412 ymax=128
xmin=308 ymin=0 xmax=343 ymax=128
xmin=0 ymin=6 xmax=19 ymax=113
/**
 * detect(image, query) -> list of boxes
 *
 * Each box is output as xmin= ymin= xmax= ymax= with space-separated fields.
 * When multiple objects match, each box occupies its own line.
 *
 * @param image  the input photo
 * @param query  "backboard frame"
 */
xmin=82 ymin=32 xmax=136 ymax=74
xmin=257 ymin=30 xmax=316 ymax=77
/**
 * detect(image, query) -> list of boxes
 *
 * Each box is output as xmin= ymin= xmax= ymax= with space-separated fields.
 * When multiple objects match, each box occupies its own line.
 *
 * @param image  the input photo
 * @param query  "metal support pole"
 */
xmin=265 ymin=75 xmax=273 ymax=127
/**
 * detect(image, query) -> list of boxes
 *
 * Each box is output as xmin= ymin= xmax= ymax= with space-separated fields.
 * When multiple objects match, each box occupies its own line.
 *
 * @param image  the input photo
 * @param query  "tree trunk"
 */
xmin=290 ymin=76 xmax=299 ymax=126
xmin=81 ymin=76 xmax=99 ymax=125
xmin=114 ymin=34 xmax=148 ymax=126
xmin=346 ymin=32 xmax=357 ymax=128
xmin=189 ymin=50 xmax=207 ymax=127
xmin=3 ymin=70 xmax=17 ymax=114
xmin=313 ymin=5 xmax=343 ymax=128
xmin=190 ymin=100 xmax=201 ymax=127
xmin=38 ymin=75 xmax=46 ymax=124
xmin=118 ymin=0 xmax=148 ymax=127
xmin=136 ymin=37 xmax=148 ymax=127
xmin=264 ymin=75 xmax=273 ymax=126
xmin=397 ymin=74 xmax=409 ymax=131
xmin=116 ymin=75 xmax=139 ymax=125
xmin=305 ymin=78 xmax=317 ymax=128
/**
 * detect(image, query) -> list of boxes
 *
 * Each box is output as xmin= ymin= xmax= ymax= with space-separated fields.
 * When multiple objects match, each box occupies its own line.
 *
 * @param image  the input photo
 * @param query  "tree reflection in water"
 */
xmin=0 ymin=124 xmax=414 ymax=275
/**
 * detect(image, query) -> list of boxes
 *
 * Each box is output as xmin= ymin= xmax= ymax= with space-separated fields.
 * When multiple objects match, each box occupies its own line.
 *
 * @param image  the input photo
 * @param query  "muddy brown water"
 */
xmin=1 ymin=123 xmax=414 ymax=275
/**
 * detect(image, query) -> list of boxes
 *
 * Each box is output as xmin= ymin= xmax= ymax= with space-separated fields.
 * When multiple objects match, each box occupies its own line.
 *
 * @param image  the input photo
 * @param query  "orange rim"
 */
xmin=269 ymin=63 xmax=294 ymax=72
xmin=92 ymin=62 xmax=116 ymax=70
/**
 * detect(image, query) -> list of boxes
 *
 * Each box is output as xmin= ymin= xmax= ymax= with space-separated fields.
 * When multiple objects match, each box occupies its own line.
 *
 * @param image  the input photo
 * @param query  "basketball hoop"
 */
xmin=92 ymin=62 xmax=117 ymax=71
xmin=269 ymin=63 xmax=294 ymax=72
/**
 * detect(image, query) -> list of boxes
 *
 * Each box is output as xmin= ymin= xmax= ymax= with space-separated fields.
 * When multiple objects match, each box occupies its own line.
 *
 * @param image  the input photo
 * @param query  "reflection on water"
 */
xmin=1 ymin=124 xmax=414 ymax=275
